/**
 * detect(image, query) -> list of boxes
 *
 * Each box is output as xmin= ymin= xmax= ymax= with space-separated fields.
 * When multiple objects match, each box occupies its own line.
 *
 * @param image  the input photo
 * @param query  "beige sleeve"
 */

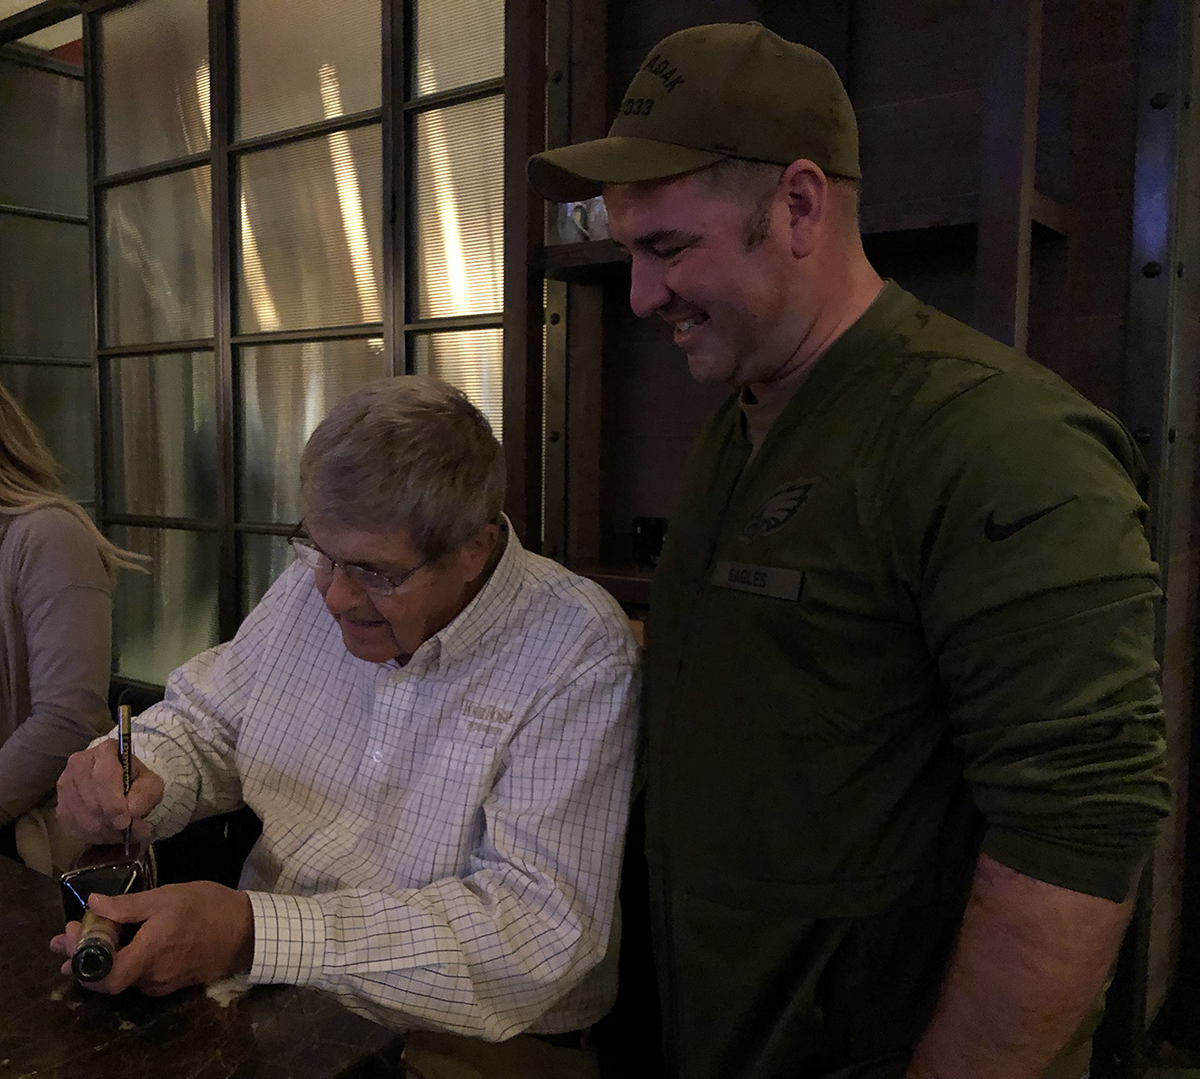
xmin=0 ymin=509 xmax=113 ymax=823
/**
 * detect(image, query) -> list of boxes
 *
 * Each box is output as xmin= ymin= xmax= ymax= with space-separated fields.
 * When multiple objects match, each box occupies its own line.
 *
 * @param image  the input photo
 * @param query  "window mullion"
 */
xmin=211 ymin=0 xmax=238 ymax=641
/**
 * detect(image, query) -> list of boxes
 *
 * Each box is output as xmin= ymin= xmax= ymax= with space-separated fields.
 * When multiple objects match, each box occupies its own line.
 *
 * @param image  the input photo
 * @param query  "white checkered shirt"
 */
xmin=124 ymin=524 xmax=640 ymax=1039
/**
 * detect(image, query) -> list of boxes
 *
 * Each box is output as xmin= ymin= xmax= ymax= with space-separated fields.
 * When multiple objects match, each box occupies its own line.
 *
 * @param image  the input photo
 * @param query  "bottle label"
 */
xmin=77 ymin=910 xmax=120 ymax=951
xmin=73 ymin=911 xmax=119 ymax=982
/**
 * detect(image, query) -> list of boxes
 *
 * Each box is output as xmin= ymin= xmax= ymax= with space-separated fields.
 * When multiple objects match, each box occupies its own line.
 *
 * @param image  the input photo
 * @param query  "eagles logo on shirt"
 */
xmin=741 ymin=480 xmax=816 ymax=542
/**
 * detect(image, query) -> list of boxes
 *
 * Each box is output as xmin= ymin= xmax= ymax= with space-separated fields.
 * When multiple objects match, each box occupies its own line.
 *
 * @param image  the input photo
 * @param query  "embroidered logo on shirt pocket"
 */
xmin=740 ymin=479 xmax=817 ymax=542
xmin=458 ymin=701 xmax=513 ymax=744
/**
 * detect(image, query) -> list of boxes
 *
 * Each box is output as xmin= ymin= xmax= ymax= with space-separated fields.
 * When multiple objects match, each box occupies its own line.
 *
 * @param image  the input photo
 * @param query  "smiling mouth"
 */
xmin=341 ymin=615 xmax=387 ymax=630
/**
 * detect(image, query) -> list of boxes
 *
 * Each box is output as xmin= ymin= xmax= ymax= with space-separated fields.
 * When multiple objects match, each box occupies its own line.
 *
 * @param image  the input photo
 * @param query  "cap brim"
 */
xmin=527 ymin=137 xmax=725 ymax=202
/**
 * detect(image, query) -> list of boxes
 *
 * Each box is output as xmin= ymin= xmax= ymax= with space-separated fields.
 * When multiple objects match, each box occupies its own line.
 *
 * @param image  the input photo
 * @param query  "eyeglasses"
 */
xmin=289 ymin=534 xmax=429 ymax=597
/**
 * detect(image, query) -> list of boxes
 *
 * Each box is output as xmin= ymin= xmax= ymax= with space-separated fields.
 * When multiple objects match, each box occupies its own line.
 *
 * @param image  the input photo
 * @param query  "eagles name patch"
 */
xmin=740 ymin=479 xmax=816 ymax=543
xmin=711 ymin=561 xmax=805 ymax=601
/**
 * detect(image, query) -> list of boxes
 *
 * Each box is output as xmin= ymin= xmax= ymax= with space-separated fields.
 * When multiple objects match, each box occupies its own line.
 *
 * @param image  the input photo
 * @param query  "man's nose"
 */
xmin=628 ymin=256 xmax=671 ymax=319
xmin=320 ymin=564 xmax=370 ymax=613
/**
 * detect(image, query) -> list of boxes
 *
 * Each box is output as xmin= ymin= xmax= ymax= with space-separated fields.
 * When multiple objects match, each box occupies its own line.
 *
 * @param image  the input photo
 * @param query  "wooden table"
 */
xmin=0 ymin=855 xmax=404 ymax=1079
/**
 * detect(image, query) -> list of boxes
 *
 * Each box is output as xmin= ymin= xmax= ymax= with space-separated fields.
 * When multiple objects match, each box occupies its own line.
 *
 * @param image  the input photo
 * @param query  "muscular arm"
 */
xmin=886 ymin=382 xmax=1168 ymax=1077
xmin=907 ymin=853 xmax=1134 ymax=1079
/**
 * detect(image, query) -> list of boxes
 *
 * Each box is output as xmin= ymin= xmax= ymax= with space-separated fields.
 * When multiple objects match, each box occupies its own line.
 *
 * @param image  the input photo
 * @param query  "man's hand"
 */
xmin=56 ymin=740 xmax=165 ymax=845
xmin=49 ymin=881 xmax=255 ymax=995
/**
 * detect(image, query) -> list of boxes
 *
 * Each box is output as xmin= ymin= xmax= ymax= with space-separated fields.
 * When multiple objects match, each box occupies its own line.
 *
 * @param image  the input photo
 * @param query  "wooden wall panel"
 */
xmin=856 ymin=92 xmax=981 ymax=211
xmin=850 ymin=0 xmax=984 ymax=108
xmin=1026 ymin=228 xmax=1069 ymax=373
xmin=974 ymin=0 xmax=1041 ymax=348
xmin=1036 ymin=0 xmax=1074 ymax=205
xmin=1028 ymin=0 xmax=1139 ymax=417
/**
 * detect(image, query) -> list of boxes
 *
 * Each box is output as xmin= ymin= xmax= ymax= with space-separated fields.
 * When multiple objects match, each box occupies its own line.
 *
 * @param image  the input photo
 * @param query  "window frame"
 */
xmin=78 ymin=0 xmax=538 ymax=689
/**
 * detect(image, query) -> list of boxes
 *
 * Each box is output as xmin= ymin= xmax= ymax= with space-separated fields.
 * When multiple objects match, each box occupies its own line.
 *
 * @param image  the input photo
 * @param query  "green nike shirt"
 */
xmin=643 ymin=282 xmax=1170 ymax=1079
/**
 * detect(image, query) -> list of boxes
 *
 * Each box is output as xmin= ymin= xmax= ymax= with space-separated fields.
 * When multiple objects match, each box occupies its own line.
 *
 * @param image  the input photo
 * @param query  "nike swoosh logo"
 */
xmin=984 ymin=497 xmax=1077 ymax=541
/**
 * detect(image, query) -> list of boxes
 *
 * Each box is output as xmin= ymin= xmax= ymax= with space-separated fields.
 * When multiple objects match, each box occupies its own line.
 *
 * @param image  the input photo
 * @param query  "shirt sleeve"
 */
xmin=0 ymin=510 xmax=112 ymax=823
xmin=117 ymin=583 xmax=285 ymax=839
xmin=246 ymin=644 xmax=640 ymax=1041
xmin=889 ymin=373 xmax=1170 ymax=902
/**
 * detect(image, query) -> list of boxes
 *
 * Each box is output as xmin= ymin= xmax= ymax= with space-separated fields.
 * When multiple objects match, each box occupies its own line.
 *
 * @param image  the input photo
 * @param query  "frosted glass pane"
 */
xmin=242 ymin=533 xmax=296 ymax=615
xmin=103 ymin=168 xmax=213 ymax=345
xmin=239 ymin=337 xmax=387 ymax=523
xmin=412 ymin=0 xmax=503 ymax=97
xmin=0 ymin=363 xmax=94 ymax=504
xmin=237 ymin=126 xmax=383 ymax=332
xmin=111 ymin=525 xmax=220 ymax=685
xmin=411 ymin=328 xmax=502 ymax=441
xmin=104 ymin=352 xmax=217 ymax=518
xmin=100 ymin=0 xmax=210 ymax=176
xmin=237 ymin=0 xmax=381 ymax=139
xmin=0 ymin=62 xmax=86 ymax=214
xmin=0 ymin=216 xmax=90 ymax=358
xmin=414 ymin=96 xmax=503 ymax=319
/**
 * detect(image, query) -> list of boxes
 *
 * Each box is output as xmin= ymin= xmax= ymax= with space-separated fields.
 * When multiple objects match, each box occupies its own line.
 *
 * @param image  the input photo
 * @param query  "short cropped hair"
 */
xmin=695 ymin=158 xmax=784 ymax=248
xmin=694 ymin=157 xmax=861 ymax=247
xmin=300 ymin=375 xmax=506 ymax=560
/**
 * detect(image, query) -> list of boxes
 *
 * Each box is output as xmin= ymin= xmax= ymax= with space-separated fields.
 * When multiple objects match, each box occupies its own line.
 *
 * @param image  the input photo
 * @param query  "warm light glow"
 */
xmin=240 ymin=191 xmax=280 ymax=331
xmin=409 ymin=57 xmax=503 ymax=434
xmin=414 ymin=58 xmax=503 ymax=318
xmin=417 ymin=58 xmax=471 ymax=318
xmin=319 ymin=63 xmax=380 ymax=323
xmin=196 ymin=60 xmax=211 ymax=145
xmin=179 ymin=61 xmax=212 ymax=210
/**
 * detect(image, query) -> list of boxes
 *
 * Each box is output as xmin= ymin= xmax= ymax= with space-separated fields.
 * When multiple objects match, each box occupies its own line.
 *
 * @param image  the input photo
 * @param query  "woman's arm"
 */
xmin=0 ymin=510 xmax=112 ymax=822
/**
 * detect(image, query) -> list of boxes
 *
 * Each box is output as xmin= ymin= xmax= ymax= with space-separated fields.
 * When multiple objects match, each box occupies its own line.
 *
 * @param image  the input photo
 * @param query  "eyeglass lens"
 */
xmin=290 ymin=540 xmax=399 ymax=595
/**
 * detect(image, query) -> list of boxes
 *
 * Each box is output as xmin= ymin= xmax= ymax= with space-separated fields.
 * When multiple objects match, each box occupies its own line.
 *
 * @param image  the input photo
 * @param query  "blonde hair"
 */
xmin=0 ymin=382 xmax=147 ymax=580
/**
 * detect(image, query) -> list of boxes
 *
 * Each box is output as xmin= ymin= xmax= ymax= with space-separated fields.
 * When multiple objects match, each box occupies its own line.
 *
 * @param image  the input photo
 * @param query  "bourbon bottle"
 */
xmin=59 ymin=842 xmax=156 ymax=982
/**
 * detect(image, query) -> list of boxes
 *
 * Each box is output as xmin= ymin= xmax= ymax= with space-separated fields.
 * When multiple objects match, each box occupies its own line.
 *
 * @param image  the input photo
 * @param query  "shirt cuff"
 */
xmin=981 ymin=827 xmax=1148 ymax=903
xmin=246 ymin=890 xmax=327 ymax=987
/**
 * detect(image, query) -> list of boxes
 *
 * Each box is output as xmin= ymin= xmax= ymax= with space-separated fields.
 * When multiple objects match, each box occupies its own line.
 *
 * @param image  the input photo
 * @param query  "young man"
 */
xmin=53 ymin=376 xmax=639 ymax=1075
xmin=529 ymin=22 xmax=1169 ymax=1079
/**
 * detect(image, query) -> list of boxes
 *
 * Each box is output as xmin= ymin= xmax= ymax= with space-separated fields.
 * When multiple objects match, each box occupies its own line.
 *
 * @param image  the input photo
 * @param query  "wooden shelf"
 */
xmin=861 ymin=192 xmax=981 ymax=235
xmin=1030 ymin=190 xmax=1070 ymax=237
xmin=536 ymin=192 xmax=1069 ymax=286
xmin=570 ymin=560 xmax=655 ymax=606
xmin=538 ymin=239 xmax=630 ymax=283
xmin=860 ymin=189 xmax=1069 ymax=239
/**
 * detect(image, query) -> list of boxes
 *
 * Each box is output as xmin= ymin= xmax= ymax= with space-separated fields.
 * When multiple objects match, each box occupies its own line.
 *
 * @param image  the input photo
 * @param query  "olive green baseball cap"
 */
xmin=528 ymin=22 xmax=860 ymax=202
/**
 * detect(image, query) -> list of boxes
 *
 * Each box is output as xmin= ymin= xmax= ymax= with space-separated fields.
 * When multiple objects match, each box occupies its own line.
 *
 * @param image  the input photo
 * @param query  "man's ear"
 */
xmin=459 ymin=522 xmax=501 ymax=580
xmin=781 ymin=159 xmax=829 ymax=259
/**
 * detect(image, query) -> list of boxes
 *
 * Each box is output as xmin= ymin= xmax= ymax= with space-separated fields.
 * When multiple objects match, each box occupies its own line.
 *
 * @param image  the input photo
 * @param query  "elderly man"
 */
xmin=52 ymin=376 xmax=639 ymax=1073
xmin=529 ymin=21 xmax=1168 ymax=1079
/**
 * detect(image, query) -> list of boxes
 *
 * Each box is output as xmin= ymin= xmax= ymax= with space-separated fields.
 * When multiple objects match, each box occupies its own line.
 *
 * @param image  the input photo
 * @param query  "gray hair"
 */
xmin=299 ymin=375 xmax=506 ymax=559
